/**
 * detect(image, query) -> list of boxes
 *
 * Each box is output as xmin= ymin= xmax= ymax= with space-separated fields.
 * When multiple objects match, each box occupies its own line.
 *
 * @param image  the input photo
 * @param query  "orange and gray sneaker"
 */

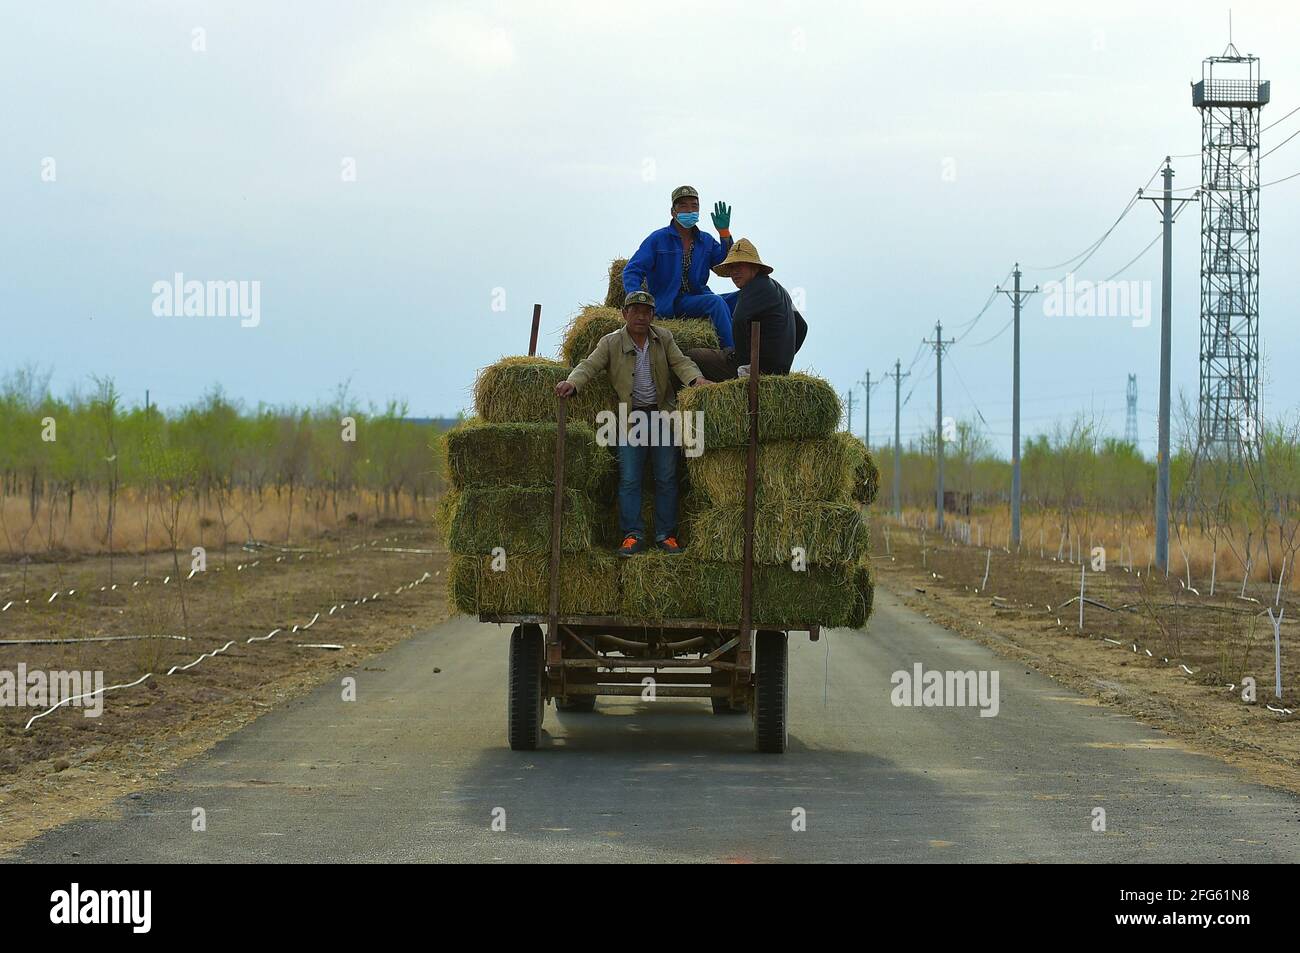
xmin=618 ymin=534 xmax=646 ymax=557
xmin=657 ymin=536 xmax=683 ymax=554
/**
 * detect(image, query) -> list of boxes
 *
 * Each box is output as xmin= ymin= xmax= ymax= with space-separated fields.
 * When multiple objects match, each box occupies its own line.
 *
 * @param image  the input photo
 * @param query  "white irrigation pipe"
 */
xmin=1 ymin=536 xmax=400 ymax=613
xmin=0 ymin=635 xmax=190 ymax=646
xmin=24 ymin=673 xmax=153 ymax=731
xmin=22 ymin=569 xmax=434 ymax=730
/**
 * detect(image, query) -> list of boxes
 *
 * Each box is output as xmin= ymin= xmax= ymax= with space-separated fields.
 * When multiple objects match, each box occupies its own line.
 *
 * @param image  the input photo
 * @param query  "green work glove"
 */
xmin=711 ymin=201 xmax=731 ymax=232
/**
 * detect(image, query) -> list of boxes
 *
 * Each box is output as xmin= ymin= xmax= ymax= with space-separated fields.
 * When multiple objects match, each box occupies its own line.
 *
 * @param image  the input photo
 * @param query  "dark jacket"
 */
xmin=731 ymin=273 xmax=807 ymax=374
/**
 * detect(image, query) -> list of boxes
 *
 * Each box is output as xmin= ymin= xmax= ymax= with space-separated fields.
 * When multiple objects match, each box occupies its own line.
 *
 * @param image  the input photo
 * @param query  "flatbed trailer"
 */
xmin=483 ymin=307 xmax=821 ymax=753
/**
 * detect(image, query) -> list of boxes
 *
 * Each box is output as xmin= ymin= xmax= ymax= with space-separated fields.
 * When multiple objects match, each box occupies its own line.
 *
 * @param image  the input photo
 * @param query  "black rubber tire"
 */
xmin=753 ymin=630 xmax=789 ymax=753
xmin=507 ymin=624 xmax=545 ymax=750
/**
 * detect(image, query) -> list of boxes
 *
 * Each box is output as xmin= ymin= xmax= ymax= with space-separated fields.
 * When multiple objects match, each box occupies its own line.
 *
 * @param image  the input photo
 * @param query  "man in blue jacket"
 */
xmin=622 ymin=185 xmax=738 ymax=348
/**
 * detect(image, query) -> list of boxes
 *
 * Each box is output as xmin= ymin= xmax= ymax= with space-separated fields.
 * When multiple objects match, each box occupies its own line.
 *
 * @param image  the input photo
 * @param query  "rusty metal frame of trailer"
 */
xmin=493 ymin=307 xmax=815 ymax=741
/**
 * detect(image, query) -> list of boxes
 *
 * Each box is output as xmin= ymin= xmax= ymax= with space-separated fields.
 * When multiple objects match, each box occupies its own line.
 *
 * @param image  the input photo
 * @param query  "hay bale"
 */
xmin=686 ymin=501 xmax=867 ymax=566
xmin=473 ymin=356 xmax=615 ymax=425
xmin=449 ymin=552 xmax=621 ymax=616
xmin=847 ymin=435 xmax=881 ymax=506
xmin=686 ymin=432 xmax=878 ymax=506
xmin=442 ymin=419 xmax=613 ymax=494
xmin=604 ymin=257 xmax=629 ymax=309
xmin=620 ymin=555 xmax=871 ymax=628
xmin=444 ymin=486 xmax=597 ymax=555
xmin=561 ymin=305 xmax=720 ymax=367
xmin=693 ymin=499 xmax=865 ymax=564
xmin=855 ymin=557 xmax=874 ymax=623
xmin=678 ymin=373 xmax=840 ymax=449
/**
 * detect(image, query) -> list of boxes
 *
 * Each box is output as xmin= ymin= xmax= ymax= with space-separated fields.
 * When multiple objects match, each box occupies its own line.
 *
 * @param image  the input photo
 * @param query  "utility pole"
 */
xmin=863 ymin=371 xmax=870 ymax=446
xmin=886 ymin=359 xmax=910 ymax=518
xmin=924 ymin=322 xmax=955 ymax=530
xmin=1141 ymin=158 xmax=1197 ymax=573
xmin=844 ymin=389 xmax=854 ymax=435
xmin=996 ymin=264 xmax=1038 ymax=551
xmin=858 ymin=371 xmax=877 ymax=446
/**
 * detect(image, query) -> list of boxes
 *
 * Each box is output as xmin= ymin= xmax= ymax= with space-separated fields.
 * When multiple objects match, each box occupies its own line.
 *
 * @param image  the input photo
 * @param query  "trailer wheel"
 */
xmin=753 ymin=630 xmax=788 ymax=753
xmin=507 ymin=624 xmax=545 ymax=750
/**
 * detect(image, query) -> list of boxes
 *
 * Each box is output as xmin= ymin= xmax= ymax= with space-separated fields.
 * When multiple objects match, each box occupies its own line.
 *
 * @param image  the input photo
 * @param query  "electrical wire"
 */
xmin=1264 ymin=103 xmax=1300 ymax=133
xmin=1261 ymin=124 xmax=1300 ymax=161
xmin=1023 ymin=190 xmax=1142 ymax=271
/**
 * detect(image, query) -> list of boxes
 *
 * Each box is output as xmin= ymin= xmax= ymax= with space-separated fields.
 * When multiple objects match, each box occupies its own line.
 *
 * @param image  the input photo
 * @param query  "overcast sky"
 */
xmin=4 ymin=0 xmax=1298 ymax=457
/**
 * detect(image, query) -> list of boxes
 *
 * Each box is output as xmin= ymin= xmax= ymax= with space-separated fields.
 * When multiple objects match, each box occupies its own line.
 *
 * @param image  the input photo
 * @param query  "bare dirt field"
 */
xmin=873 ymin=515 xmax=1300 ymax=796
xmin=0 ymin=522 xmax=449 ymax=855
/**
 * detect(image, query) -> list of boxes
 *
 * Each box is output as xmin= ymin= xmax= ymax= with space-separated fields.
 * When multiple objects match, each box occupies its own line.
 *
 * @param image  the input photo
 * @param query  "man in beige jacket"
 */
xmin=556 ymin=290 xmax=704 ymax=555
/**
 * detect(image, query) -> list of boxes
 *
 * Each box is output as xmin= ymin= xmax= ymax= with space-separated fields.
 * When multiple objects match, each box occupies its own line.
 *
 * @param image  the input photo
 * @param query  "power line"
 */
xmin=1261 ymin=124 xmax=1300 ymax=161
xmin=1023 ymin=190 xmax=1142 ymax=271
xmin=1264 ymin=103 xmax=1300 ymax=133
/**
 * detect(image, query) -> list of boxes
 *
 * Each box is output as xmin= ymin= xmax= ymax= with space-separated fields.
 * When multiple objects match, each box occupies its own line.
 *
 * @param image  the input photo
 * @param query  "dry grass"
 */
xmin=560 ymin=305 xmax=719 ymax=368
xmin=686 ymin=501 xmax=869 ymax=566
xmin=678 ymin=373 xmax=841 ymax=449
xmin=473 ymin=356 xmax=617 ymax=426
xmin=449 ymin=551 xmax=620 ymax=615
xmin=687 ymin=433 xmax=878 ymax=506
xmin=0 ymin=489 xmax=421 ymax=560
xmin=441 ymin=418 xmax=614 ymax=494
xmin=900 ymin=505 xmax=1297 ymax=594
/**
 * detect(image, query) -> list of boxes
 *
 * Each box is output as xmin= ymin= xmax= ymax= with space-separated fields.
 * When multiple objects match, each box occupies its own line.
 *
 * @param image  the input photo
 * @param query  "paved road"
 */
xmin=14 ymin=587 xmax=1300 ymax=862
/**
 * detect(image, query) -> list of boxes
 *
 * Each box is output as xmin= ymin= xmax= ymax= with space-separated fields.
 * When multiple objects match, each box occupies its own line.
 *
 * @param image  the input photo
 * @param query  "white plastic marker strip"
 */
xmin=1 ymin=535 xmax=399 ymax=613
xmin=1266 ymin=704 xmax=1294 ymax=715
xmin=168 ymin=641 xmax=238 ymax=674
xmin=1180 ymin=664 xmax=1195 ymax=675
xmin=0 ymin=635 xmax=189 ymax=645
xmin=25 ymin=673 xmax=153 ymax=730
xmin=1103 ymin=638 xmax=1123 ymax=645
xmin=23 ymin=568 xmax=434 ymax=730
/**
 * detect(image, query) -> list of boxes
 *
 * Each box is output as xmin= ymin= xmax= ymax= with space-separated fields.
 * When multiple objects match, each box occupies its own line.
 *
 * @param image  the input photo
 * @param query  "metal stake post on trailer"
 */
xmin=737 ymin=321 xmax=762 ymax=677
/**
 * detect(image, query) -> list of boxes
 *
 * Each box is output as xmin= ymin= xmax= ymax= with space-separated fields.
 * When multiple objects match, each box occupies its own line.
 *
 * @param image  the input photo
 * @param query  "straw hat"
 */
xmin=712 ymin=238 xmax=773 ymax=277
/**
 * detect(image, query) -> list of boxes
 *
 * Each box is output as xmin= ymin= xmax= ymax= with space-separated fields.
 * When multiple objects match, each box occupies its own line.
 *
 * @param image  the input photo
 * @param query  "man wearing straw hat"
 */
xmin=555 ymin=290 xmax=704 ymax=556
xmin=622 ymin=185 xmax=739 ymax=348
xmin=685 ymin=238 xmax=808 ymax=383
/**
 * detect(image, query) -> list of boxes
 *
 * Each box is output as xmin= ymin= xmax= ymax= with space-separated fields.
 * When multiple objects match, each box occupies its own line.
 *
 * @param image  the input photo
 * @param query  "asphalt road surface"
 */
xmin=14 ymin=587 xmax=1300 ymax=863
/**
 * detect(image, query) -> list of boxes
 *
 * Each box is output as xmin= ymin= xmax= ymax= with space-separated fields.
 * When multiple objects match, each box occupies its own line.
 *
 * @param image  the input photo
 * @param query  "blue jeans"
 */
xmin=617 ymin=437 xmax=678 ymax=542
xmin=671 ymin=291 xmax=739 ymax=348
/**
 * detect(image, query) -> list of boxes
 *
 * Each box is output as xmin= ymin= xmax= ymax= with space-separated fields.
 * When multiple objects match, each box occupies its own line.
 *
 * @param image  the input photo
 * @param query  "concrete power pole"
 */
xmin=924 ymin=322 xmax=955 ymax=530
xmin=886 ymin=359 xmax=910 ymax=518
xmin=997 ymin=264 xmax=1038 ymax=551
xmin=844 ymin=389 xmax=854 ymax=435
xmin=1142 ymin=158 xmax=1196 ymax=573
xmin=858 ymin=371 xmax=875 ymax=446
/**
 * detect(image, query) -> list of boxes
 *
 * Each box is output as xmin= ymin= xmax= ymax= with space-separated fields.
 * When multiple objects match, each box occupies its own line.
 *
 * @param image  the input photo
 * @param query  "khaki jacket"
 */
xmin=567 ymin=325 xmax=703 ymax=412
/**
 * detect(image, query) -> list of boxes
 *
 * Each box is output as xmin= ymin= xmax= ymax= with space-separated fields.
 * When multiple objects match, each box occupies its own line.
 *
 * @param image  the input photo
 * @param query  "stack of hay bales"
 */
xmin=444 ymin=387 xmax=622 ymax=615
xmin=620 ymin=374 xmax=878 ymax=628
xmin=444 ymin=260 xmax=879 ymax=631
